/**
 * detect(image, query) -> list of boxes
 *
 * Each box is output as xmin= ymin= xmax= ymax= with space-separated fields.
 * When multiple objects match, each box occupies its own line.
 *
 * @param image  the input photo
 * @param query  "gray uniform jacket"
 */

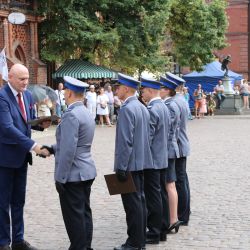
xmin=53 ymin=101 xmax=97 ymax=183
xmin=147 ymin=98 xmax=170 ymax=169
xmin=114 ymin=96 xmax=153 ymax=172
xmin=164 ymin=97 xmax=180 ymax=159
xmin=173 ymin=93 xmax=190 ymax=157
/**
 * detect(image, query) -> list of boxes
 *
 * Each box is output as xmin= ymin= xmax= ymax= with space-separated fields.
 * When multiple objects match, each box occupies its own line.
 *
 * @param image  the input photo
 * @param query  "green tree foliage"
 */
xmin=38 ymin=0 xmax=171 ymax=74
xmin=38 ymin=0 xmax=119 ymax=63
xmin=167 ymin=0 xmax=228 ymax=71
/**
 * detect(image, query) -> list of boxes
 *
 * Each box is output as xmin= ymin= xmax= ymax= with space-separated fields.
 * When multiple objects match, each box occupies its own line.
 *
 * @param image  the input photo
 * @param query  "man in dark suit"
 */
xmin=0 ymin=64 xmax=50 ymax=250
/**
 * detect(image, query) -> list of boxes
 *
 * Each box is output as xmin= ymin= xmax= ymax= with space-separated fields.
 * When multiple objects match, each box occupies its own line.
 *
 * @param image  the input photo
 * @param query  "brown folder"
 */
xmin=104 ymin=172 xmax=137 ymax=195
xmin=27 ymin=115 xmax=60 ymax=126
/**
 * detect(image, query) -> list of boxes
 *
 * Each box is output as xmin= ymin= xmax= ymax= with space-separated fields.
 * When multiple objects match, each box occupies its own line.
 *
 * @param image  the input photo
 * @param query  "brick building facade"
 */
xmin=0 ymin=0 xmax=46 ymax=87
xmin=215 ymin=0 xmax=250 ymax=79
xmin=0 ymin=1 xmax=249 ymax=84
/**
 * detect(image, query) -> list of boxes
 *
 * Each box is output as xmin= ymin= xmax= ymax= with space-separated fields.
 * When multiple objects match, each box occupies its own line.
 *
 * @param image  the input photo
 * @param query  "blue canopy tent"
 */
xmin=183 ymin=61 xmax=243 ymax=108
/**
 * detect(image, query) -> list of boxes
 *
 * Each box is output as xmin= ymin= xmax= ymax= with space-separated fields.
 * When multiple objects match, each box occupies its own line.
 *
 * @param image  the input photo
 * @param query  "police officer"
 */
xmin=159 ymin=76 xmax=182 ymax=234
xmin=114 ymin=73 xmax=153 ymax=250
xmin=42 ymin=76 xmax=97 ymax=250
xmin=166 ymin=72 xmax=191 ymax=226
xmin=140 ymin=77 xmax=170 ymax=245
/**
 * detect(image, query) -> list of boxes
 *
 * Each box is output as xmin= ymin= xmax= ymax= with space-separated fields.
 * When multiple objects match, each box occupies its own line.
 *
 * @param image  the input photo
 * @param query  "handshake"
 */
xmin=33 ymin=144 xmax=55 ymax=158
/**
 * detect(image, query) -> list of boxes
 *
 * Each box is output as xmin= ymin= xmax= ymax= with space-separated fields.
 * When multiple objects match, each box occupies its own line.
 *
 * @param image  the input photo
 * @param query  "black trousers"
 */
xmin=160 ymin=168 xmax=170 ymax=234
xmin=144 ymin=169 xmax=167 ymax=239
xmin=121 ymin=171 xmax=146 ymax=248
xmin=57 ymin=179 xmax=94 ymax=250
xmin=175 ymin=157 xmax=190 ymax=223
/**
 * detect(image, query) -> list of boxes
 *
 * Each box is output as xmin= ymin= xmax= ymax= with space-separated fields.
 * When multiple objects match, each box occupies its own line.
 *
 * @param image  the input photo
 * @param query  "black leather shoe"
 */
xmin=145 ymin=237 xmax=159 ymax=244
xmin=0 ymin=245 xmax=10 ymax=250
xmin=12 ymin=240 xmax=38 ymax=250
xmin=114 ymin=244 xmax=142 ymax=250
xmin=180 ymin=221 xmax=189 ymax=226
xmin=160 ymin=233 xmax=167 ymax=241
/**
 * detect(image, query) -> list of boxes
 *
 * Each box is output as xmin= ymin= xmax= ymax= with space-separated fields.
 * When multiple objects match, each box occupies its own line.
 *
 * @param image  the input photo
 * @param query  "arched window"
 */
xmin=15 ymin=45 xmax=26 ymax=64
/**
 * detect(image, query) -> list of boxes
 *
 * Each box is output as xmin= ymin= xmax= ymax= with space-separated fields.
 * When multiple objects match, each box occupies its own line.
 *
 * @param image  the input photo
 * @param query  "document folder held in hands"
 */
xmin=27 ymin=115 xmax=60 ymax=126
xmin=104 ymin=173 xmax=137 ymax=195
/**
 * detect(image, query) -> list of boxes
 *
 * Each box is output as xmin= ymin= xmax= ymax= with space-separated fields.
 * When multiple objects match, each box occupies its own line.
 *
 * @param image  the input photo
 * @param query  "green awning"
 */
xmin=53 ymin=59 xmax=117 ymax=79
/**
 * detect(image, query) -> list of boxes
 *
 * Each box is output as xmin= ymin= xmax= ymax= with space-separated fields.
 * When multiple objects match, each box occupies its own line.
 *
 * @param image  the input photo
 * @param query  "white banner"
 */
xmin=0 ymin=48 xmax=8 ymax=82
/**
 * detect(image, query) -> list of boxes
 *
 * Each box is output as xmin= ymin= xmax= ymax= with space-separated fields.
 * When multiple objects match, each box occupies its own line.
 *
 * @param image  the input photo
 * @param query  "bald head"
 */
xmin=9 ymin=64 xmax=28 ymax=76
xmin=8 ymin=64 xmax=29 ymax=93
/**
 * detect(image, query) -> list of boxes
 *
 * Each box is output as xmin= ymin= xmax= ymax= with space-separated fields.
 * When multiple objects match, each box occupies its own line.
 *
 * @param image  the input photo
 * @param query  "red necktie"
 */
xmin=17 ymin=93 xmax=27 ymax=121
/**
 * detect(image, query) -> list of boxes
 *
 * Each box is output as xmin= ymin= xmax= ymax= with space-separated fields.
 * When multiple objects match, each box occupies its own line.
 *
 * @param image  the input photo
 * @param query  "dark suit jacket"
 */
xmin=0 ymin=84 xmax=42 ymax=168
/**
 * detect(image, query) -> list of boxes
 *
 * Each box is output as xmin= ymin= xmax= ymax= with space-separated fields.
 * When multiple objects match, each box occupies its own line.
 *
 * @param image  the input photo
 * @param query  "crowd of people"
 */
xmin=192 ymin=79 xmax=250 ymax=118
xmin=35 ymin=77 xmax=250 ymax=124
xmin=32 ymin=80 xmax=122 ymax=129
xmin=85 ymin=84 xmax=122 ymax=126
xmin=0 ymin=64 xmax=191 ymax=250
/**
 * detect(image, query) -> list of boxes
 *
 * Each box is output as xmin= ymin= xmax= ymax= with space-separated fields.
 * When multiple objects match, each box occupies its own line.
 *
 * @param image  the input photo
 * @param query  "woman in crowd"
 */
xmin=96 ymin=87 xmax=112 ymax=126
xmin=240 ymin=79 xmax=249 ymax=109
xmin=193 ymin=84 xmax=203 ymax=118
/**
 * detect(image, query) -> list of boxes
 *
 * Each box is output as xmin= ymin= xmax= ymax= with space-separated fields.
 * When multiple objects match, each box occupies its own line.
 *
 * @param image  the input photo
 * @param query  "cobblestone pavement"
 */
xmin=24 ymin=116 xmax=250 ymax=250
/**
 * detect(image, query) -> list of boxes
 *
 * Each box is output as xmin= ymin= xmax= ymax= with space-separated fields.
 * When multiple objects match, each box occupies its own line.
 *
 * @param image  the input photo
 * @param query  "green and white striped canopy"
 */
xmin=53 ymin=59 xmax=116 ymax=79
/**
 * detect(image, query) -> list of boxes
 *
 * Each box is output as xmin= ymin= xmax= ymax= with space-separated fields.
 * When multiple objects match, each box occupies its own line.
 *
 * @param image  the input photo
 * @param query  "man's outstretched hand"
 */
xmin=33 ymin=145 xmax=51 ymax=158
xmin=41 ymin=145 xmax=55 ymax=155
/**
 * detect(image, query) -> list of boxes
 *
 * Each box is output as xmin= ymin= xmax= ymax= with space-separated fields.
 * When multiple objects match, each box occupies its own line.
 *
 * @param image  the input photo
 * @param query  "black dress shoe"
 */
xmin=180 ymin=221 xmax=189 ymax=226
xmin=12 ymin=240 xmax=38 ymax=250
xmin=160 ymin=233 xmax=167 ymax=241
xmin=114 ymin=244 xmax=142 ymax=250
xmin=0 ymin=245 xmax=10 ymax=250
xmin=145 ymin=237 xmax=159 ymax=245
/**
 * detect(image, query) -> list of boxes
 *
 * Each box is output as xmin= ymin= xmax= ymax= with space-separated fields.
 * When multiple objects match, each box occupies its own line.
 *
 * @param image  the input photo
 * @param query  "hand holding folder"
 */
xmin=104 ymin=172 xmax=137 ymax=195
xmin=27 ymin=115 xmax=60 ymax=126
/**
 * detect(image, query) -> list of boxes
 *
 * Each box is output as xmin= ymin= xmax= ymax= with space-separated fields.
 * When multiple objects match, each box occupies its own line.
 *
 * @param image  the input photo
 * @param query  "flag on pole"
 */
xmin=0 ymin=48 xmax=8 ymax=82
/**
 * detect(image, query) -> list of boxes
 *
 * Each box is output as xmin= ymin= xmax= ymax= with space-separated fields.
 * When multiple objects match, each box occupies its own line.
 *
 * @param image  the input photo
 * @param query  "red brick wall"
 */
xmin=0 ymin=3 xmax=46 ymax=86
xmin=218 ymin=0 xmax=249 ymax=79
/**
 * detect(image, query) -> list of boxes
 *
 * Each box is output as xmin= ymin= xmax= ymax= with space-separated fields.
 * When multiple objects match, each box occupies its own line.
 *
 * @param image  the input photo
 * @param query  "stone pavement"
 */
xmin=24 ymin=116 xmax=250 ymax=250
